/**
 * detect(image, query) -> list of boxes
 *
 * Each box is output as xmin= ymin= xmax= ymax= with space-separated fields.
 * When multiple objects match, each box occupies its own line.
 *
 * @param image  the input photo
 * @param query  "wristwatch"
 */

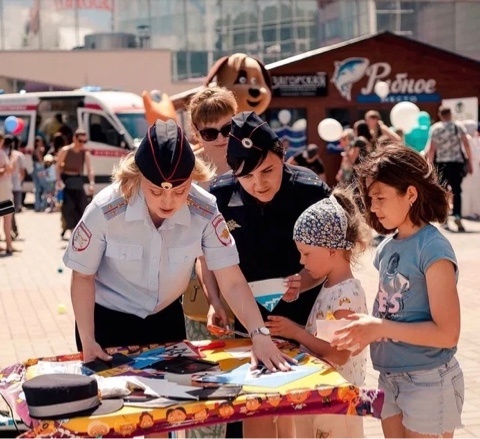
xmin=249 ymin=326 xmax=270 ymax=338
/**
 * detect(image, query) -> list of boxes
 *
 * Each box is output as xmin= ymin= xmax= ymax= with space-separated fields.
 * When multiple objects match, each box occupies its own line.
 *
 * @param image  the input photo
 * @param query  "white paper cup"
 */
xmin=316 ymin=319 xmax=361 ymax=352
xmin=315 ymin=319 xmax=350 ymax=343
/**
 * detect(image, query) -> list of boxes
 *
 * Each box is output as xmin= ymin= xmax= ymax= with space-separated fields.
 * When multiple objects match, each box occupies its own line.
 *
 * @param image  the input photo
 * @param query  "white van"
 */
xmin=0 ymin=90 xmax=148 ymax=193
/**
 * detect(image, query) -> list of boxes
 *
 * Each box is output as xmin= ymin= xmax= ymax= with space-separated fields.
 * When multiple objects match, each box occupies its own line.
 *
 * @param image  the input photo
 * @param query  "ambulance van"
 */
xmin=0 ymin=90 xmax=148 ymax=193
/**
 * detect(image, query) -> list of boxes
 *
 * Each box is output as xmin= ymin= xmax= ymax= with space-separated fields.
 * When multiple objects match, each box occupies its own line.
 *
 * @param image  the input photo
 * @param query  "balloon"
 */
xmin=4 ymin=116 xmax=18 ymax=133
xmin=292 ymin=118 xmax=307 ymax=131
xmin=13 ymin=118 xmax=25 ymax=135
xmin=417 ymin=111 xmax=431 ymax=128
xmin=317 ymin=118 xmax=343 ymax=142
xmin=405 ymin=125 xmax=429 ymax=152
xmin=278 ymin=109 xmax=291 ymax=125
xmin=149 ymin=89 xmax=162 ymax=103
xmin=374 ymin=81 xmax=389 ymax=99
xmin=390 ymin=102 xmax=420 ymax=133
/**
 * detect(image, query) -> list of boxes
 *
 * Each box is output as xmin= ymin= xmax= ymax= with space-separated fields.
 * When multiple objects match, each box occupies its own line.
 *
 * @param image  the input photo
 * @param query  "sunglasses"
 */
xmin=77 ymin=138 xmax=88 ymax=144
xmin=195 ymin=122 xmax=232 ymax=142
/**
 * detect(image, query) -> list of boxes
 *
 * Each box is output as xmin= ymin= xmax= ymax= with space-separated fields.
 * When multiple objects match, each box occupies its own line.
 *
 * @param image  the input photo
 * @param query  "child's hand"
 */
xmin=330 ymin=314 xmax=383 ymax=356
xmin=282 ymin=273 xmax=301 ymax=302
xmin=266 ymin=315 xmax=300 ymax=340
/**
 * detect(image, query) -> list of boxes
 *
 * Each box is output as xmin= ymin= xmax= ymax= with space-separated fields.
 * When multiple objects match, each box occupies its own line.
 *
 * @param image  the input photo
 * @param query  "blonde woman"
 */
xmin=63 ymin=119 xmax=292 ymax=379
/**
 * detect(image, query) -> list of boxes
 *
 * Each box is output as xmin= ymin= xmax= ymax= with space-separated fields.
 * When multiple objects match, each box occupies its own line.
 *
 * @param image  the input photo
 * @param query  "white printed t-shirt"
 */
xmin=304 ymin=278 xmax=368 ymax=386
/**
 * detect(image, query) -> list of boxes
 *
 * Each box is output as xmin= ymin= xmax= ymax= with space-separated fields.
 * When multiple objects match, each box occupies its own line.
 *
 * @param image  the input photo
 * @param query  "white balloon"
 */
xmin=374 ymin=81 xmax=390 ymax=99
xmin=390 ymin=101 xmax=420 ymax=133
xmin=278 ymin=109 xmax=291 ymax=125
xmin=292 ymin=118 xmax=307 ymax=131
xmin=317 ymin=118 xmax=343 ymax=142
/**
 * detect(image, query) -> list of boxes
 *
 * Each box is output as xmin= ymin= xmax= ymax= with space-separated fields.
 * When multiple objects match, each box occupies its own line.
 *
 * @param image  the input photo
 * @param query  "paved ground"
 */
xmin=1 ymin=209 xmax=480 ymax=437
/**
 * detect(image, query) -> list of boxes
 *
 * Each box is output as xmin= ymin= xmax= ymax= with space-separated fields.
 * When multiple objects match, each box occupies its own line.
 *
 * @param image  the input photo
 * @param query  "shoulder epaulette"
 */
xmin=290 ymin=166 xmax=323 ymax=187
xmin=187 ymin=194 xmax=216 ymax=220
xmin=101 ymin=196 xmax=127 ymax=220
xmin=210 ymin=172 xmax=236 ymax=191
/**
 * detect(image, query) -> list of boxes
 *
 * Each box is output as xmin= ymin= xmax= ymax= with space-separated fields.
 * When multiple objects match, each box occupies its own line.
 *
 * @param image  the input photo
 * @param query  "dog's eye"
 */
xmin=239 ymin=77 xmax=247 ymax=84
xmin=250 ymin=78 xmax=258 ymax=85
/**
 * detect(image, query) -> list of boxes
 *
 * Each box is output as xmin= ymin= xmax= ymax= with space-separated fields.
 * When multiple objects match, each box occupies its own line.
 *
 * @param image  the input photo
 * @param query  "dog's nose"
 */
xmin=248 ymin=88 xmax=261 ymax=98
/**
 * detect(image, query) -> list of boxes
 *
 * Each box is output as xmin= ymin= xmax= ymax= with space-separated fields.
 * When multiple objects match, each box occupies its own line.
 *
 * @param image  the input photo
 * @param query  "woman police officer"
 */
xmin=63 ymin=118 xmax=291 ymax=372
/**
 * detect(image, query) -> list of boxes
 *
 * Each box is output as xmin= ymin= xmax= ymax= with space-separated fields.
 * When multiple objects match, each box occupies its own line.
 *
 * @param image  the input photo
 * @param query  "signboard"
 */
xmin=442 ymin=97 xmax=478 ymax=123
xmin=331 ymin=57 xmax=441 ymax=104
xmin=271 ymin=73 xmax=328 ymax=97
xmin=54 ymin=0 xmax=113 ymax=10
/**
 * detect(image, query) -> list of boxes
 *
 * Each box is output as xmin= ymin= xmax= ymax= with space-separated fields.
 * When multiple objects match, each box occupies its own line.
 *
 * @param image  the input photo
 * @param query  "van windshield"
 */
xmin=115 ymin=113 xmax=148 ymax=147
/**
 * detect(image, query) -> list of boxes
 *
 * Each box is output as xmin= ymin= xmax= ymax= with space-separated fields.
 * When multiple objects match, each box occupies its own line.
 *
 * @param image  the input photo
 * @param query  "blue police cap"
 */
xmin=227 ymin=111 xmax=283 ymax=161
xmin=226 ymin=112 xmax=284 ymax=177
xmin=135 ymin=119 xmax=195 ymax=189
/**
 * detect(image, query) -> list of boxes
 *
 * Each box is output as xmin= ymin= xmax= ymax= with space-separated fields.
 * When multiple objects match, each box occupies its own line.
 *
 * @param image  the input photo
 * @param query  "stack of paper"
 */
xmin=197 ymin=363 xmax=322 ymax=388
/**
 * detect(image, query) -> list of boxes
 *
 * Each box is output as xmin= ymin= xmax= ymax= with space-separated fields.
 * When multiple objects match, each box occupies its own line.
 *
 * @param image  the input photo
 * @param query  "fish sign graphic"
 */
xmin=331 ymin=57 xmax=370 ymax=101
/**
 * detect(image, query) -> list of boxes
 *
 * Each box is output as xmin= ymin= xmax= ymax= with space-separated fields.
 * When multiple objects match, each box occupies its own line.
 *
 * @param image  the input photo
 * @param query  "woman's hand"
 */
xmin=207 ymin=303 xmax=231 ymax=335
xmin=81 ymin=339 xmax=112 ymax=363
xmin=250 ymin=335 xmax=293 ymax=372
xmin=330 ymin=314 xmax=384 ymax=356
xmin=266 ymin=315 xmax=301 ymax=340
xmin=282 ymin=273 xmax=301 ymax=302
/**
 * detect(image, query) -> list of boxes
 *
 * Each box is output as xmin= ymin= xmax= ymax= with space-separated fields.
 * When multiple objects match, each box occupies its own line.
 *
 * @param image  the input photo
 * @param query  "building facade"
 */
xmin=0 ymin=0 xmax=478 ymax=91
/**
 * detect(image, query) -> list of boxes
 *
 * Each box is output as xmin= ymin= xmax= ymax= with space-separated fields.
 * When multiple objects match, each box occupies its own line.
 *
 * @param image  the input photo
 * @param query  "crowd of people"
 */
xmin=2 ymin=95 xmax=478 ymax=437
xmin=0 ymin=123 xmax=95 ymax=253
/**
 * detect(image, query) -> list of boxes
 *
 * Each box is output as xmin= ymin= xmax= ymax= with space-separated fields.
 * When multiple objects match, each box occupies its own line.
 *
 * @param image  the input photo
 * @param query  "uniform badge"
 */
xmin=212 ymin=214 xmax=232 ymax=246
xmin=72 ymin=222 xmax=92 ymax=252
xmin=226 ymin=219 xmax=241 ymax=232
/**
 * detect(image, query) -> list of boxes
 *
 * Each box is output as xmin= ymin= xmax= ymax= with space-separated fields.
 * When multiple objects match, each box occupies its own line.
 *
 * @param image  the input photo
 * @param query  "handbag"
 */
xmin=182 ymin=277 xmax=235 ymax=323
xmin=454 ymin=124 xmax=469 ymax=177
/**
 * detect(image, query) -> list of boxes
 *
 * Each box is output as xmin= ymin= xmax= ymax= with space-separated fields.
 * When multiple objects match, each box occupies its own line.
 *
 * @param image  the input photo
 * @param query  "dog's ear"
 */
xmin=205 ymin=56 xmax=230 ymax=86
xmin=252 ymin=56 xmax=272 ymax=90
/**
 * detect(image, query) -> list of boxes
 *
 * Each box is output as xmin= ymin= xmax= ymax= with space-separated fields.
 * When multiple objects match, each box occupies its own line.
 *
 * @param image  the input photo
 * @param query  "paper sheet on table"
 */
xmin=134 ymin=377 xmax=200 ymax=400
xmin=35 ymin=360 xmax=84 ymax=375
xmin=132 ymin=342 xmax=199 ymax=369
xmin=199 ymin=363 xmax=322 ymax=388
xmin=248 ymin=278 xmax=287 ymax=312
xmin=224 ymin=346 xmax=252 ymax=360
xmin=123 ymin=397 xmax=179 ymax=409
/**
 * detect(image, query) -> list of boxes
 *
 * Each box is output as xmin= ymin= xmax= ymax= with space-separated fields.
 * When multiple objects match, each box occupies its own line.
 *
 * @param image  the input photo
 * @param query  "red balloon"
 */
xmin=12 ymin=118 xmax=25 ymax=135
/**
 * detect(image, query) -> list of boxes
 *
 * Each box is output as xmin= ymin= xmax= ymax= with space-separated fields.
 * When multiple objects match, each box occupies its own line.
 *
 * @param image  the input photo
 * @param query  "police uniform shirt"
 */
xmin=210 ymin=164 xmax=330 ymax=327
xmin=63 ymin=183 xmax=238 ymax=318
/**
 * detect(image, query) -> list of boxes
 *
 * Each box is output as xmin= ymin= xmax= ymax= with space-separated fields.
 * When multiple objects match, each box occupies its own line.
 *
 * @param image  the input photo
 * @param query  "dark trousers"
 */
xmin=436 ymin=162 xmax=464 ymax=217
xmin=62 ymin=187 xmax=89 ymax=230
xmin=75 ymin=299 xmax=186 ymax=351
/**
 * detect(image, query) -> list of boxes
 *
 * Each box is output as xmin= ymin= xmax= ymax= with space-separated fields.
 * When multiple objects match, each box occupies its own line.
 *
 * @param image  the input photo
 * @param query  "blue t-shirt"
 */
xmin=370 ymin=224 xmax=458 ymax=373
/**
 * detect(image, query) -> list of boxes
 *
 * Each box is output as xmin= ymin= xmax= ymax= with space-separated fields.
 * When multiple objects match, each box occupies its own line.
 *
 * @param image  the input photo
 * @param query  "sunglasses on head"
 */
xmin=195 ymin=122 xmax=232 ymax=142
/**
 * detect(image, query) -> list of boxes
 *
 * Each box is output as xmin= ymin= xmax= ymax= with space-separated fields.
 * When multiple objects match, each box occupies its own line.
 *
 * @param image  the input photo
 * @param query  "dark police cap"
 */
xmin=135 ymin=119 xmax=195 ymax=189
xmin=22 ymin=374 xmax=123 ymax=420
xmin=227 ymin=111 xmax=283 ymax=161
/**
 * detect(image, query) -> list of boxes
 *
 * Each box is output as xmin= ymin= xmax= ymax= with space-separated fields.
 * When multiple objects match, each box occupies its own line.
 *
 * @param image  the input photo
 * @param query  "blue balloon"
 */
xmin=405 ymin=125 xmax=429 ymax=152
xmin=4 ymin=116 xmax=18 ymax=133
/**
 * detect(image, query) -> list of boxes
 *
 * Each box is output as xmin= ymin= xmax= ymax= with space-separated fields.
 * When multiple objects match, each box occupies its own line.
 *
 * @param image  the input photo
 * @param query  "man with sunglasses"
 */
xmin=56 ymin=129 xmax=95 ymax=236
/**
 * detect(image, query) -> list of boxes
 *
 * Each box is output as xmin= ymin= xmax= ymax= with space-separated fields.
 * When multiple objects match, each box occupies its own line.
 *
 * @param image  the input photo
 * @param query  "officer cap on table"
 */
xmin=135 ymin=119 xmax=195 ymax=189
xmin=227 ymin=111 xmax=284 ymax=177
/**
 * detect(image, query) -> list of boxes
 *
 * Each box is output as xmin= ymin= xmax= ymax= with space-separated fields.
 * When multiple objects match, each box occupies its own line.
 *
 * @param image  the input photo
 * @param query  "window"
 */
xmin=88 ymin=114 xmax=122 ymax=147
